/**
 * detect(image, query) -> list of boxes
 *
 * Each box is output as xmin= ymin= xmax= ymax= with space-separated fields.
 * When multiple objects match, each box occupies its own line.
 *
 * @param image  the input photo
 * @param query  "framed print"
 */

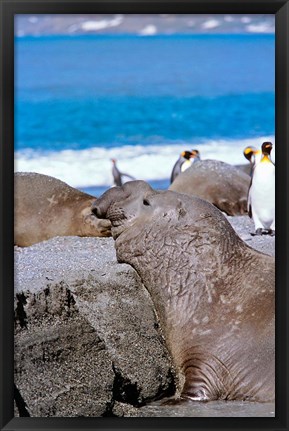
xmin=1 ymin=1 xmax=288 ymax=430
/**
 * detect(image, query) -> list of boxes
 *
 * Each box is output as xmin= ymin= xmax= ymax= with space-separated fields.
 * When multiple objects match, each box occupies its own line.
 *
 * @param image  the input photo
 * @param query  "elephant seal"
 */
xmin=234 ymin=163 xmax=251 ymax=176
xmin=15 ymin=172 xmax=111 ymax=247
xmin=92 ymin=180 xmax=275 ymax=402
xmin=169 ymin=159 xmax=251 ymax=216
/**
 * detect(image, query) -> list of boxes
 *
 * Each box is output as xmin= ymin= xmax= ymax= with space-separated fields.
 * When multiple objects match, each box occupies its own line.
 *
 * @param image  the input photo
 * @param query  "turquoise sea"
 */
xmin=14 ymin=33 xmax=275 ymax=195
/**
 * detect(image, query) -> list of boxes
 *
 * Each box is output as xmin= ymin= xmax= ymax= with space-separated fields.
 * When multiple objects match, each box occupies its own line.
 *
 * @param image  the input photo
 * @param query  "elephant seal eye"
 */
xmin=143 ymin=198 xmax=150 ymax=206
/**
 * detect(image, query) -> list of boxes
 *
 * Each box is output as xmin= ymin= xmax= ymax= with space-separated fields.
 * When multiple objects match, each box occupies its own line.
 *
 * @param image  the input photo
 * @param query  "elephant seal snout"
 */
xmin=92 ymin=181 xmax=154 ymax=239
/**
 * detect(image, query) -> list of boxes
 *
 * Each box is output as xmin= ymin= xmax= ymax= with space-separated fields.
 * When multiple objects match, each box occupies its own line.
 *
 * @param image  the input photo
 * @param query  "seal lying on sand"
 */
xmin=169 ymin=159 xmax=250 ymax=216
xmin=93 ymin=181 xmax=275 ymax=402
xmin=234 ymin=163 xmax=251 ymax=176
xmin=15 ymin=172 xmax=111 ymax=247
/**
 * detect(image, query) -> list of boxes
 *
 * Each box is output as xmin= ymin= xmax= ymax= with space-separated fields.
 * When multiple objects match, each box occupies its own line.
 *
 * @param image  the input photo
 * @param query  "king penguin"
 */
xmin=247 ymin=142 xmax=275 ymax=236
xmin=170 ymin=150 xmax=194 ymax=184
xmin=191 ymin=149 xmax=201 ymax=162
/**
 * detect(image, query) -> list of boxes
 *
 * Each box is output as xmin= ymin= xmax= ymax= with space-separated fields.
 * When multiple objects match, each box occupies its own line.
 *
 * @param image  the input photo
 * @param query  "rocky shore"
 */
xmin=14 ymin=215 xmax=274 ymax=417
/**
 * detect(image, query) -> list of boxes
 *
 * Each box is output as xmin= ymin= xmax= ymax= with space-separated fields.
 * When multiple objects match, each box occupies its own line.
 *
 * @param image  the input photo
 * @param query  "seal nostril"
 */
xmin=143 ymin=199 xmax=150 ymax=206
xmin=92 ymin=205 xmax=103 ymax=218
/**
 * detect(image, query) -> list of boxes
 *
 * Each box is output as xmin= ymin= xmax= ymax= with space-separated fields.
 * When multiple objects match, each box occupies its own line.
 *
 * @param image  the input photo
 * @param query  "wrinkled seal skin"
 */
xmin=93 ymin=181 xmax=275 ymax=403
xmin=169 ymin=160 xmax=250 ymax=216
xmin=15 ymin=172 xmax=111 ymax=247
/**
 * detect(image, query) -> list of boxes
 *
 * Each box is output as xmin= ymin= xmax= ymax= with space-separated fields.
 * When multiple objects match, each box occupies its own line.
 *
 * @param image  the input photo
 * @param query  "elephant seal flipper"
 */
xmin=93 ymin=180 xmax=275 ymax=403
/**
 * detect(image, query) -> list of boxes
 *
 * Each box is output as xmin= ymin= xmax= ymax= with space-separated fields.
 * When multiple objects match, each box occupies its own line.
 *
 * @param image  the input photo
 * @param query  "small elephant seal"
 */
xmin=169 ymin=159 xmax=251 ymax=216
xmin=93 ymin=180 xmax=275 ymax=402
xmin=15 ymin=172 xmax=111 ymax=247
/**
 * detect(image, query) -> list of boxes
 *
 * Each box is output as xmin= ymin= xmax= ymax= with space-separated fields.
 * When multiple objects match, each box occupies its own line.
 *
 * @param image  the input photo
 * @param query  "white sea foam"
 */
xmin=14 ymin=136 xmax=275 ymax=189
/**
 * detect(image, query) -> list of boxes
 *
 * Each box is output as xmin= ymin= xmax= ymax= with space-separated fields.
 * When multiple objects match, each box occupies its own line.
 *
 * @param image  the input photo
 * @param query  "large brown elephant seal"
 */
xmin=169 ymin=159 xmax=251 ymax=216
xmin=92 ymin=180 xmax=275 ymax=402
xmin=15 ymin=172 xmax=111 ymax=247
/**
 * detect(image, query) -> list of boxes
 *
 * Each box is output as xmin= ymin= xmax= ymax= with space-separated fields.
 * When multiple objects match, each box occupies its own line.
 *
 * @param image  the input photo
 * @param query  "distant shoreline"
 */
xmin=15 ymin=13 xmax=275 ymax=37
xmin=15 ymin=32 xmax=275 ymax=40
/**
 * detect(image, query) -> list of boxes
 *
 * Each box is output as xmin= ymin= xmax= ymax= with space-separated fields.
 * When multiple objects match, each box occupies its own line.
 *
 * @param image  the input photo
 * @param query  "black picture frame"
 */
xmin=1 ymin=1 xmax=288 ymax=430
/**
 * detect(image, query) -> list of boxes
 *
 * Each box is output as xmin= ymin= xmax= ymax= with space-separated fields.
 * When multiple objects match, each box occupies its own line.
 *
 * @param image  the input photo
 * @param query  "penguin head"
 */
xmin=243 ymin=146 xmax=258 ymax=162
xmin=111 ymin=158 xmax=117 ymax=165
xmin=191 ymin=149 xmax=200 ymax=160
xmin=181 ymin=151 xmax=193 ymax=160
xmin=261 ymin=142 xmax=273 ymax=156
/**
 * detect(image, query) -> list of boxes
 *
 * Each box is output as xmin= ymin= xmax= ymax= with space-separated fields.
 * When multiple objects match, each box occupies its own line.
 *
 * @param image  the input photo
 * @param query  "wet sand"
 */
xmin=137 ymin=399 xmax=275 ymax=417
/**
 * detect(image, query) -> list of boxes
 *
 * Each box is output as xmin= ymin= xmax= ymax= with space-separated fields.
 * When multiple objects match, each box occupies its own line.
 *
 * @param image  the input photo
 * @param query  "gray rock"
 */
xmin=226 ymin=215 xmax=275 ymax=257
xmin=14 ymin=237 xmax=175 ymax=417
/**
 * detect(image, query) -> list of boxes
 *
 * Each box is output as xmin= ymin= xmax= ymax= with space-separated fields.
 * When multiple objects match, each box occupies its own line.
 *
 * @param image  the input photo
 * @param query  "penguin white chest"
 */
xmin=181 ymin=159 xmax=192 ymax=172
xmin=250 ymin=162 xmax=275 ymax=229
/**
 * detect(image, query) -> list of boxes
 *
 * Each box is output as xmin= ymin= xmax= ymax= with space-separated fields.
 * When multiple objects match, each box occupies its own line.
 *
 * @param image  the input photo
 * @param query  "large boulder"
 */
xmin=14 ymin=237 xmax=175 ymax=417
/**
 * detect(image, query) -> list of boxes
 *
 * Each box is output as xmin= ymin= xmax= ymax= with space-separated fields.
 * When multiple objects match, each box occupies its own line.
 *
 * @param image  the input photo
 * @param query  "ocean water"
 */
xmin=14 ymin=34 xmax=275 ymax=196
